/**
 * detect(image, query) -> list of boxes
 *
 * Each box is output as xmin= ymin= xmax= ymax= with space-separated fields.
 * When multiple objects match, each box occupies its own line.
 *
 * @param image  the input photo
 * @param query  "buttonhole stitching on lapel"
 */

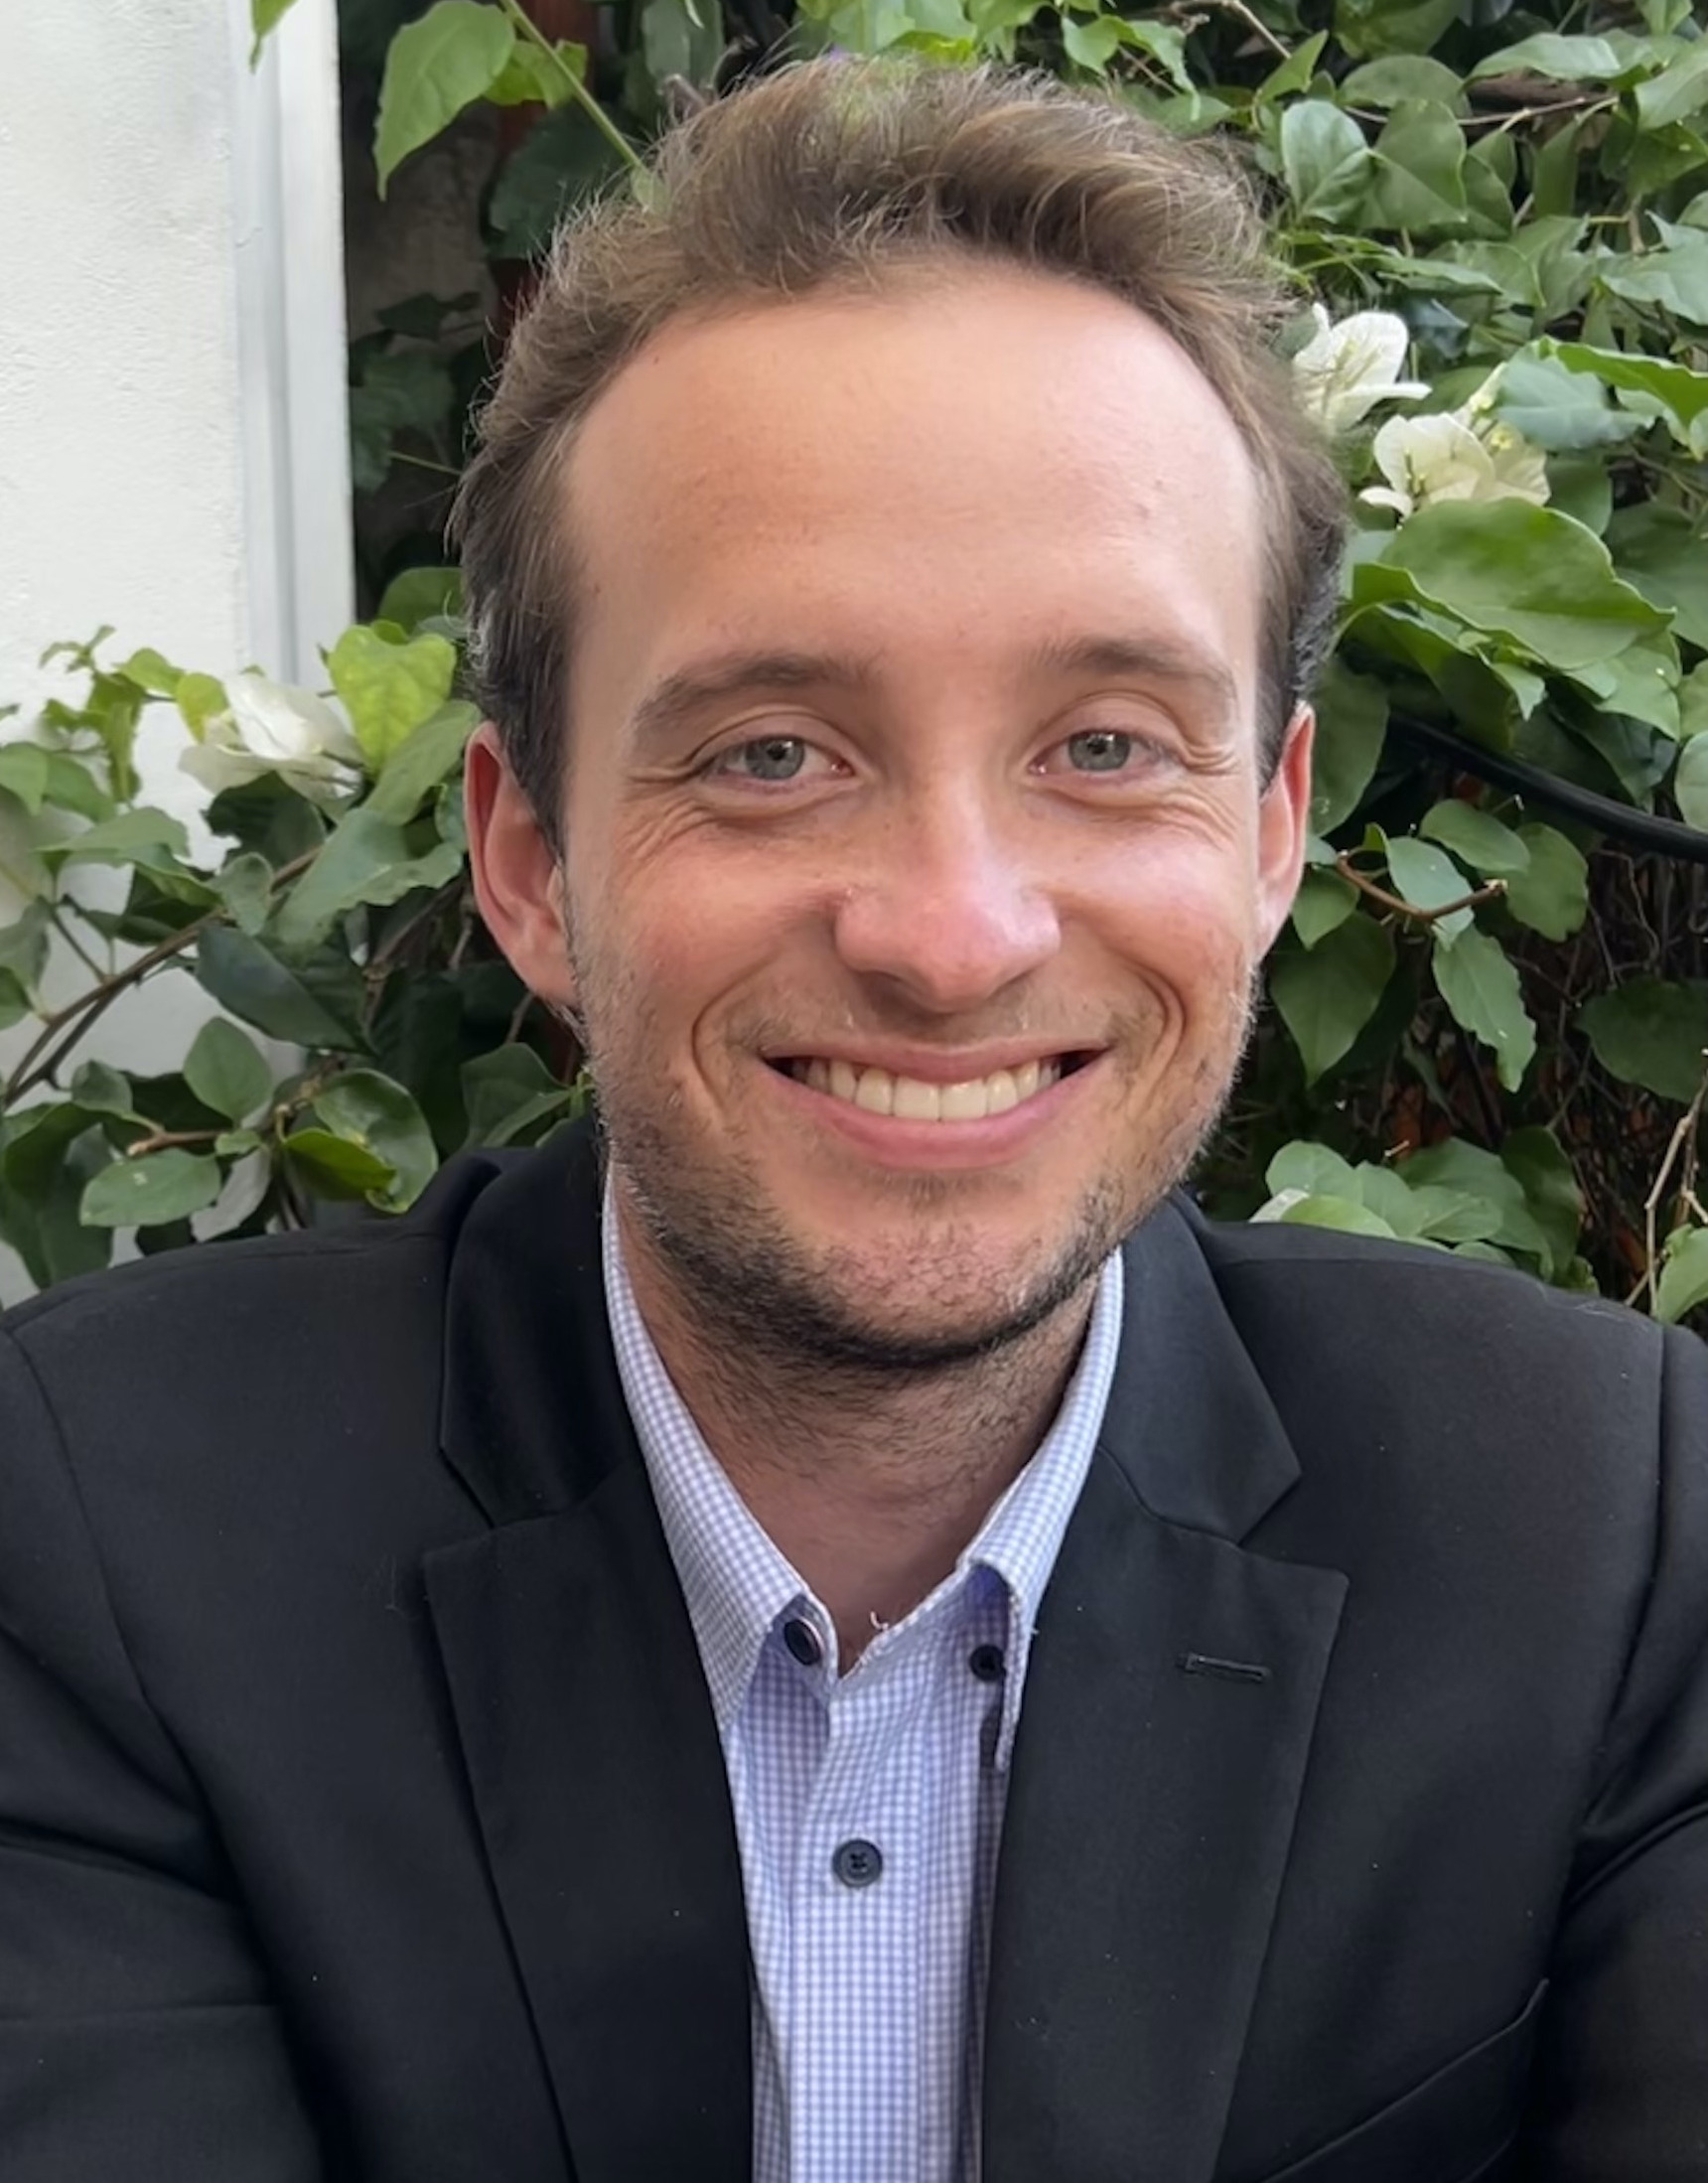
xmin=1178 ymin=1651 xmax=1272 ymax=1685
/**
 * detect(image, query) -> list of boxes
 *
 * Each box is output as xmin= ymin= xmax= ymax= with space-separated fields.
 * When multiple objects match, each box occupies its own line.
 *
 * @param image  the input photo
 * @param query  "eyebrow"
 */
xmin=627 ymin=650 xmax=879 ymax=759
xmin=624 ymin=633 xmax=1240 ymax=758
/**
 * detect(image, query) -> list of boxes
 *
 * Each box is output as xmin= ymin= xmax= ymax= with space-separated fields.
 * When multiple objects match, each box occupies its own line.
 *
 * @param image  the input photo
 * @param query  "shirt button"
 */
xmin=831 ymin=1838 xmax=884 ymax=1889
xmin=782 ymin=1617 xmax=822 ymax=1668
xmin=969 ymin=1643 xmax=1006 ymax=1682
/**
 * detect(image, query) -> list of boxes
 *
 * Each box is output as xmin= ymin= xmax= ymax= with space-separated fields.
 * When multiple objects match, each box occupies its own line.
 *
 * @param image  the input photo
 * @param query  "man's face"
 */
xmin=473 ymin=267 xmax=1312 ymax=1364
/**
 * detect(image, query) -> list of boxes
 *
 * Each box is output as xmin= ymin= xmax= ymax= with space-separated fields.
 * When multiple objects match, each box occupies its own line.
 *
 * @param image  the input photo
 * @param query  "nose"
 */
xmin=831 ymin=799 xmax=1063 ymax=1014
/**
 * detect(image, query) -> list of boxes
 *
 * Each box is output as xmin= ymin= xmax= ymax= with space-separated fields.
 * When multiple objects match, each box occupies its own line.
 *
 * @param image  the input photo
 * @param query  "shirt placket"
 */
xmin=785 ymin=1631 xmax=935 ymax=2183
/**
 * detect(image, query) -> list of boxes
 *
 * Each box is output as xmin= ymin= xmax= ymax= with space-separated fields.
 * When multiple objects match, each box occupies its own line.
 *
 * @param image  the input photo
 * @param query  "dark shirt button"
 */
xmin=969 ymin=1643 xmax=1006 ymax=1683
xmin=783 ymin=1617 xmax=822 ymax=1668
xmin=831 ymin=1838 xmax=884 ymax=1889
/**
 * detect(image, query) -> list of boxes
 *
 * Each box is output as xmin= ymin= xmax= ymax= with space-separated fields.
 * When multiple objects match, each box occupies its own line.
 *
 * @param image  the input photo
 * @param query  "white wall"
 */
xmin=0 ymin=0 xmax=352 ymax=1298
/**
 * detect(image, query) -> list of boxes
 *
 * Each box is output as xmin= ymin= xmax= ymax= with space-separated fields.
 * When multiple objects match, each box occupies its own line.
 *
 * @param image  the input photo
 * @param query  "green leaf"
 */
xmin=114 ymin=647 xmax=183 ymax=697
xmin=327 ymin=626 xmax=458 ymax=770
xmin=0 ymin=1107 xmax=115 ymax=1287
xmin=1265 ymin=1141 xmax=1361 ymax=1201
xmin=374 ymin=0 xmax=516 ymax=195
xmin=1635 ymin=41 xmax=1708 ymax=133
xmin=1276 ymin=1194 xmax=1399 ymax=1240
xmin=1604 ymin=505 xmax=1708 ymax=653
xmin=488 ymin=104 xmax=630 ymax=257
xmin=1386 ymin=834 xmax=1476 ymax=941
xmin=1683 ymin=661 xmax=1708 ymax=741
xmin=1280 ymin=101 xmax=1372 ymax=223
xmin=350 ymin=348 xmax=457 ymax=494
xmin=1468 ymin=34 xmax=1633 ymax=84
xmin=1600 ymin=233 xmax=1708 ymax=325
xmin=1291 ymin=868 xmax=1356 ymax=948
xmin=0 ymin=966 xmax=30 ymax=1033
xmin=1380 ymin=502 xmax=1669 ymax=673
xmin=0 ymin=745 xmax=50 ymax=814
xmin=53 ymin=806 xmax=193 ymax=870
xmin=0 ymin=901 xmax=52 ymax=996
xmin=1580 ymin=980 xmax=1707 ymax=1101
xmin=309 ymin=1070 xmax=439 ymax=1212
xmin=1268 ymin=914 xmax=1395 ymax=1084
xmin=1432 ymin=927 xmax=1535 ymax=1092
xmin=39 ymin=754 xmax=114 ymax=822
xmin=1252 ymin=29 xmax=1327 ymax=102
xmin=79 ymin=1150 xmax=223 ymax=1230
xmin=251 ymin=0 xmax=303 ymax=61
xmin=1494 ymin=351 xmax=1639 ymax=452
xmin=214 ymin=851 xmax=275 ymax=937
xmin=184 ymin=1018 xmax=273 ymax=1125
xmin=1340 ymin=56 xmax=1465 ymax=109
xmin=460 ymin=1045 xmax=579 ymax=1147
xmin=196 ymin=925 xmax=364 ymax=1050
xmin=1675 ymin=734 xmax=1708 ymax=830
xmin=273 ymin=807 xmax=465 ymax=949
xmin=1656 ymin=1225 xmax=1708 ymax=1324
xmin=1419 ymin=800 xmax=1530 ymax=877
xmin=1060 ymin=12 xmax=1120 ymax=71
xmin=1363 ymin=100 xmax=1472 ymax=237
xmin=68 ymin=1062 xmax=143 ymax=1120
xmin=1547 ymin=342 xmax=1708 ymax=458
xmin=1500 ymin=1124 xmax=1583 ymax=1282
xmin=375 ymin=566 xmax=465 ymax=632
xmin=365 ymin=701 xmax=479 ymax=824
xmin=176 ymin=671 xmax=228 ymax=738
xmin=284 ymin=1127 xmax=398 ymax=1201
xmin=488 ymin=37 xmax=585 ymax=105
xmin=1111 ymin=17 xmax=1191 ymax=89
xmin=1308 ymin=659 xmax=1387 ymax=833
xmin=1334 ymin=0 xmax=1458 ymax=62
xmin=641 ymin=0 xmax=725 ymax=86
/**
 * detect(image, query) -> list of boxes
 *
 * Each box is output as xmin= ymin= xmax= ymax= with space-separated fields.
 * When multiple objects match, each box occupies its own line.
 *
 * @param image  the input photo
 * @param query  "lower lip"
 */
xmin=766 ymin=1060 xmax=1096 ymax=1170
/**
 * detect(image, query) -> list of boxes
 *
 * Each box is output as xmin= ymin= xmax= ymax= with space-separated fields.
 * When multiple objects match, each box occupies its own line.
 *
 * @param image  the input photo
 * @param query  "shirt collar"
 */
xmin=603 ymin=1186 xmax=1122 ymax=1767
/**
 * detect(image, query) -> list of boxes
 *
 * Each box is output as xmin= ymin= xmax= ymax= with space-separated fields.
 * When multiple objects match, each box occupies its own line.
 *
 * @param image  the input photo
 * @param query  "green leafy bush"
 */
xmin=3 ymin=0 xmax=1705 ymax=1318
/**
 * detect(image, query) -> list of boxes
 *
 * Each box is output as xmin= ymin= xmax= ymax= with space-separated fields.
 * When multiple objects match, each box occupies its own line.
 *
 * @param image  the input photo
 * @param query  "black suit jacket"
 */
xmin=1 ymin=1126 xmax=1704 ymax=2183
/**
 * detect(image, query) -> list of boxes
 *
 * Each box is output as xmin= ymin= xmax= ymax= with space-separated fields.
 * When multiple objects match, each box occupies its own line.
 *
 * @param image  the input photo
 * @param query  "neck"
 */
xmin=616 ymin=1203 xmax=1095 ymax=1666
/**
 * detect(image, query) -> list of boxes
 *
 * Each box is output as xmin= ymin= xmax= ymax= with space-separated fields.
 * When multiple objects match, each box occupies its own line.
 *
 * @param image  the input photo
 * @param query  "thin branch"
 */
xmin=1335 ymin=853 xmax=1507 ymax=926
xmin=495 ymin=0 xmax=644 ymax=173
xmin=1632 ymin=1069 xmax=1708 ymax=1312
xmin=2 ymin=849 xmax=317 ymax=1107
xmin=123 ymin=1126 xmax=223 ymax=1158
xmin=1182 ymin=0 xmax=1290 ymax=58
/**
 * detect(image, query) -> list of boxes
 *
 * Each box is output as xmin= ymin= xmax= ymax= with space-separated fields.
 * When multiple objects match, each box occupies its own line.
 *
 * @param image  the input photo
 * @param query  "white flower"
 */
xmin=1361 ymin=370 xmax=1550 ymax=520
xmin=1291 ymin=306 xmax=1429 ymax=435
xmin=181 ymin=672 xmax=362 ymax=805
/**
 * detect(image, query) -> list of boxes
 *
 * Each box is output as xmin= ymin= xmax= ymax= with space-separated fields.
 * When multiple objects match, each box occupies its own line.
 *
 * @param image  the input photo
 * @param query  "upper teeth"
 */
xmin=790 ymin=1057 xmax=1063 ymax=1119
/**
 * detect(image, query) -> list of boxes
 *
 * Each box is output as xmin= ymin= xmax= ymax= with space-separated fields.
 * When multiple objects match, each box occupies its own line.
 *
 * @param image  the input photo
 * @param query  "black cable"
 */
xmin=1388 ymin=712 xmax=1708 ymax=868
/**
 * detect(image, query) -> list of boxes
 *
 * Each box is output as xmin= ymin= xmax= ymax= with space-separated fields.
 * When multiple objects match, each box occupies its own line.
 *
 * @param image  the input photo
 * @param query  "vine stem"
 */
xmin=496 ymin=0 xmax=644 ymax=174
xmin=1333 ymin=853 xmax=1506 ymax=926
xmin=2 ymin=849 xmax=318 ymax=1109
xmin=1632 ymin=1070 xmax=1708 ymax=1312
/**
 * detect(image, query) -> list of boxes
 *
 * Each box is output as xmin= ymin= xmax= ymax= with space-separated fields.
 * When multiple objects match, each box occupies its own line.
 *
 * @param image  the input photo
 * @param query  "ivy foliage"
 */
xmin=1 ymin=0 xmax=1703 ymax=1313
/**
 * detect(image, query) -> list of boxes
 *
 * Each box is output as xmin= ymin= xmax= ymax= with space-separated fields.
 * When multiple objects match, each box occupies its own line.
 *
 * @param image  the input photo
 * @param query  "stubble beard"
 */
xmin=564 ymin=913 xmax=1256 ymax=1386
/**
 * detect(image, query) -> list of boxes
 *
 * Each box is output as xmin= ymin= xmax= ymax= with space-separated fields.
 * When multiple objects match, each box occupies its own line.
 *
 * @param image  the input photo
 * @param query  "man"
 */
xmin=0 ymin=58 xmax=1703 ymax=2183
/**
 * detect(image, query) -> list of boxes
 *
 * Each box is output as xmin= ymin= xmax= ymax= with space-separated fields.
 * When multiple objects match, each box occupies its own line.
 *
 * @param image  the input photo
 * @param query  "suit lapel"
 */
xmin=424 ymin=1133 xmax=752 ymax=2183
xmin=983 ymin=1201 xmax=1348 ymax=2183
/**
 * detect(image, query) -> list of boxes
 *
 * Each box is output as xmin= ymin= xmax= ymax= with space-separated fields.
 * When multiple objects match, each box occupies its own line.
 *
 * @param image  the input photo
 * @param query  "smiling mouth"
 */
xmin=772 ymin=1054 xmax=1090 ymax=1122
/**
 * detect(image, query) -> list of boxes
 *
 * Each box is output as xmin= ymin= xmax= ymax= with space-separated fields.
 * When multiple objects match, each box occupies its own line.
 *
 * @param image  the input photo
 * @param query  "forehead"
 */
xmin=561 ymin=266 xmax=1266 ymax=717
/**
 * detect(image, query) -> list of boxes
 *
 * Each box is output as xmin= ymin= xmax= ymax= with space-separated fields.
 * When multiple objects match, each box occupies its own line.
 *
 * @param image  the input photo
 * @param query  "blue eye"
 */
xmin=716 ymin=736 xmax=810 ymax=781
xmin=1065 ymin=729 xmax=1135 ymax=773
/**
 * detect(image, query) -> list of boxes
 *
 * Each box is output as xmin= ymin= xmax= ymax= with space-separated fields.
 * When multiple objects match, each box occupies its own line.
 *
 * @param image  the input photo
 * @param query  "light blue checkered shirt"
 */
xmin=602 ymin=1198 xmax=1124 ymax=2183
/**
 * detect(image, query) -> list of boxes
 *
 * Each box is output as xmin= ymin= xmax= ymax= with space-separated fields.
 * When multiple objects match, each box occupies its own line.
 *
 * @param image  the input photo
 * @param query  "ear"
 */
xmin=464 ymin=722 xmax=579 ymax=1012
xmin=1254 ymin=704 xmax=1315 ymax=954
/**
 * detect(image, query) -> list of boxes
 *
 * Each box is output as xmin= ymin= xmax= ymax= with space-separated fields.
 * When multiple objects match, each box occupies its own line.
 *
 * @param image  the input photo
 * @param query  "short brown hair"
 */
xmin=454 ymin=59 xmax=1346 ymax=831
